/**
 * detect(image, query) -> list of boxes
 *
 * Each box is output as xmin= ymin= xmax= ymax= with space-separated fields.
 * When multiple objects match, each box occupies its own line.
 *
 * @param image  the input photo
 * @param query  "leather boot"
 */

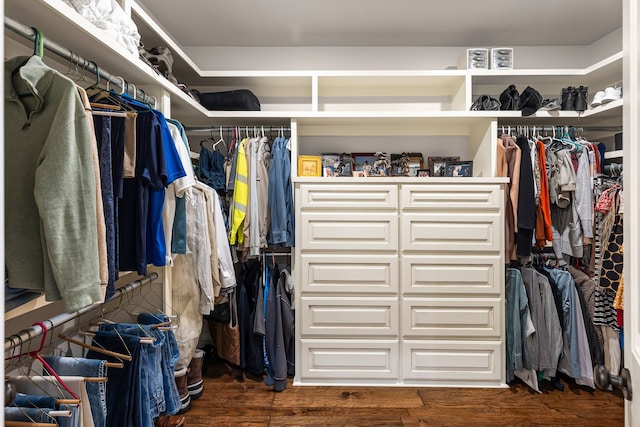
xmin=155 ymin=415 xmax=185 ymax=427
xmin=561 ymin=86 xmax=576 ymax=110
xmin=574 ymin=85 xmax=588 ymax=112
xmin=187 ymin=348 xmax=205 ymax=400
xmin=174 ymin=367 xmax=191 ymax=415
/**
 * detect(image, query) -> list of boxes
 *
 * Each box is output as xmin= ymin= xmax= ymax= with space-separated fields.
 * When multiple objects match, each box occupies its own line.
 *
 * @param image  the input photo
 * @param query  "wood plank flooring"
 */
xmin=184 ymin=359 xmax=625 ymax=426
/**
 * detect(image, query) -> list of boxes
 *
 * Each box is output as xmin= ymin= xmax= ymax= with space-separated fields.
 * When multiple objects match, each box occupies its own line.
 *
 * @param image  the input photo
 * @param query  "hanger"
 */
xmin=32 ymin=27 xmax=44 ymax=58
xmin=5 ymin=322 xmax=81 ymax=404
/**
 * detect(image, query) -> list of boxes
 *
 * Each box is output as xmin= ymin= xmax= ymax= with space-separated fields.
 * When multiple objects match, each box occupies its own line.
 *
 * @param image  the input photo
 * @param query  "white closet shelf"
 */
xmin=5 ymin=0 xmax=209 ymax=118
xmin=605 ymin=150 xmax=623 ymax=159
xmin=470 ymin=51 xmax=622 ymax=85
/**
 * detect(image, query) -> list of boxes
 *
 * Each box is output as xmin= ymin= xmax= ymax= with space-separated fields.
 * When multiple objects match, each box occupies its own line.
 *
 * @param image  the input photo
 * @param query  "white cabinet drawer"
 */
xmin=401 ymin=184 xmax=501 ymax=211
xmin=301 ymin=212 xmax=398 ymax=251
xmin=402 ymin=298 xmax=502 ymax=338
xmin=299 ymin=184 xmax=397 ymax=210
xmin=300 ymin=339 xmax=399 ymax=381
xmin=401 ymin=254 xmax=503 ymax=295
xmin=301 ymin=254 xmax=398 ymax=294
xmin=401 ymin=212 xmax=501 ymax=252
xmin=402 ymin=340 xmax=503 ymax=383
xmin=301 ymin=297 xmax=399 ymax=337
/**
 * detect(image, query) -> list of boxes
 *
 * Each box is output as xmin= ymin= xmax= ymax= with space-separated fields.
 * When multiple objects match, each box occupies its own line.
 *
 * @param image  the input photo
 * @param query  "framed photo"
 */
xmin=406 ymin=153 xmax=424 ymax=177
xmin=321 ymin=153 xmax=341 ymax=177
xmin=428 ymin=156 xmax=460 ymax=177
xmin=352 ymin=152 xmax=377 ymax=176
xmin=444 ymin=160 xmax=473 ymax=177
xmin=297 ymin=155 xmax=322 ymax=177
xmin=417 ymin=169 xmax=431 ymax=177
xmin=338 ymin=153 xmax=355 ymax=177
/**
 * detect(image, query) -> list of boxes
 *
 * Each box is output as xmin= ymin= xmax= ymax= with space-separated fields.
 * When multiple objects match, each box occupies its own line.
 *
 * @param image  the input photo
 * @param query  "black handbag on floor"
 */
xmin=195 ymin=89 xmax=261 ymax=111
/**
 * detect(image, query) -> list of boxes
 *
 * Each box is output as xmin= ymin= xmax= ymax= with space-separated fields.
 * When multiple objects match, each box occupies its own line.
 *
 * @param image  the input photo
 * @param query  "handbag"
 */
xmin=470 ymin=95 xmax=501 ymax=111
xmin=204 ymin=293 xmax=230 ymax=323
xmin=194 ymin=89 xmax=261 ymax=111
xmin=499 ymin=84 xmax=520 ymax=110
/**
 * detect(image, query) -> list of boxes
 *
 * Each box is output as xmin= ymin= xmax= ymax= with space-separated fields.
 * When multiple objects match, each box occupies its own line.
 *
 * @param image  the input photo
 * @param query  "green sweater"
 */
xmin=5 ymin=55 xmax=102 ymax=312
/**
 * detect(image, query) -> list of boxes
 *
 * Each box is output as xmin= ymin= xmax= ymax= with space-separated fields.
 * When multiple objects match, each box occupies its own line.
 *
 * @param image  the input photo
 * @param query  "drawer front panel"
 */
xmin=402 ymin=340 xmax=502 ymax=382
xmin=300 ymin=184 xmax=397 ymax=210
xmin=401 ymin=185 xmax=501 ymax=211
xmin=301 ymin=340 xmax=399 ymax=380
xmin=401 ymin=255 xmax=503 ymax=295
xmin=301 ymin=297 xmax=399 ymax=336
xmin=301 ymin=212 xmax=398 ymax=251
xmin=401 ymin=213 xmax=500 ymax=252
xmin=402 ymin=298 xmax=502 ymax=338
xmin=301 ymin=254 xmax=398 ymax=294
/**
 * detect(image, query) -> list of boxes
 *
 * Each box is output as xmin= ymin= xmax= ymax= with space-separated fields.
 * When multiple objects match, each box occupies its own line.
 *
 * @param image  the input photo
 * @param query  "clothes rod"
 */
xmin=4 ymin=272 xmax=158 ymax=353
xmin=4 ymin=16 xmax=156 ymax=106
xmin=185 ymin=126 xmax=291 ymax=133
xmin=499 ymin=125 xmax=622 ymax=132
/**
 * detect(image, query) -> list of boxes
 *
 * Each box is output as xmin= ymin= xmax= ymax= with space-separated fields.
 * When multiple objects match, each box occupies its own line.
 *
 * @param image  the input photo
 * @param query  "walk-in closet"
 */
xmin=3 ymin=0 xmax=639 ymax=426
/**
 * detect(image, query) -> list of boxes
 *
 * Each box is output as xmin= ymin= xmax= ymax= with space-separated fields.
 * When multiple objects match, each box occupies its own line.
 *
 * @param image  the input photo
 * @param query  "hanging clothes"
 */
xmin=5 ymin=55 xmax=102 ymax=312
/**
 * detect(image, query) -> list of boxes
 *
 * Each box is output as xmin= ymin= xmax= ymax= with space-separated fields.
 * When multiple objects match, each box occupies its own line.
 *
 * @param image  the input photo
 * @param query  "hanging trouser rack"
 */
xmin=4 ymin=273 xmax=159 ymax=353
xmin=3 ymin=15 xmax=157 ymax=106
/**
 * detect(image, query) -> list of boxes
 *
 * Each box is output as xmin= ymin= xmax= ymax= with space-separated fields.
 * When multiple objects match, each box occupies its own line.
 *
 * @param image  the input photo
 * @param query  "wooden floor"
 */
xmin=184 ymin=359 xmax=625 ymax=427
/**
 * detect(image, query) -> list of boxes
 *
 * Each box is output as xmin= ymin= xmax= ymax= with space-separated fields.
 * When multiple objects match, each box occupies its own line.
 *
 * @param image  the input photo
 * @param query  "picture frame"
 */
xmin=444 ymin=160 xmax=473 ymax=177
xmin=428 ymin=156 xmax=460 ymax=177
xmin=321 ymin=153 xmax=341 ymax=177
xmin=352 ymin=152 xmax=378 ymax=176
xmin=338 ymin=153 xmax=355 ymax=177
xmin=417 ymin=169 xmax=431 ymax=177
xmin=297 ymin=155 xmax=322 ymax=177
xmin=406 ymin=153 xmax=424 ymax=177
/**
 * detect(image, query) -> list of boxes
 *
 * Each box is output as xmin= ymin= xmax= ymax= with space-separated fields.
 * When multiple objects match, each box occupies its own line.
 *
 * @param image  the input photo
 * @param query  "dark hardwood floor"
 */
xmin=184 ymin=359 xmax=625 ymax=426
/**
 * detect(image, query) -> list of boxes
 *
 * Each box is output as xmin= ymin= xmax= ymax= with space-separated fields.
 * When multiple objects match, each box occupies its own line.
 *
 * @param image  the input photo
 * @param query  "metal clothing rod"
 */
xmin=185 ymin=126 xmax=291 ymax=133
xmin=499 ymin=125 xmax=622 ymax=133
xmin=4 ymin=15 xmax=156 ymax=106
xmin=4 ymin=272 xmax=159 ymax=353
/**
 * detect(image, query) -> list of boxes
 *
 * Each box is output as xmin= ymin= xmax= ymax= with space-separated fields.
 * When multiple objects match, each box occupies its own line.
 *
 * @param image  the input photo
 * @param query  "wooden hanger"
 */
xmin=57 ymin=333 xmax=132 ymax=361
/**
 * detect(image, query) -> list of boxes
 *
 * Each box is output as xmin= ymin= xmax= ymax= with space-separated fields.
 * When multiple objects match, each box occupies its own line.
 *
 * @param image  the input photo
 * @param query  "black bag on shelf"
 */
xmin=194 ymin=89 xmax=261 ymax=111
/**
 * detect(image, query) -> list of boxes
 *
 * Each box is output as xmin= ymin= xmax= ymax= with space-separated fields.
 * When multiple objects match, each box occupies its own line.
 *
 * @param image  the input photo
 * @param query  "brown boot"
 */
xmin=155 ymin=415 xmax=185 ymax=427
xmin=174 ymin=367 xmax=191 ymax=415
xmin=187 ymin=349 xmax=205 ymax=400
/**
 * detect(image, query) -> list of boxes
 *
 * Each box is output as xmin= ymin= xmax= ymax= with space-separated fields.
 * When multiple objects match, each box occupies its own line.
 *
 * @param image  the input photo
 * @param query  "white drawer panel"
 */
xmin=401 ymin=213 xmax=500 ymax=252
xmin=301 ymin=212 xmax=398 ymax=251
xmin=402 ymin=340 xmax=502 ymax=382
xmin=301 ymin=339 xmax=399 ymax=380
xmin=300 ymin=184 xmax=397 ymax=210
xmin=402 ymin=298 xmax=502 ymax=338
xmin=301 ymin=254 xmax=398 ymax=294
xmin=401 ymin=185 xmax=501 ymax=211
xmin=401 ymin=254 xmax=503 ymax=295
xmin=301 ymin=297 xmax=399 ymax=336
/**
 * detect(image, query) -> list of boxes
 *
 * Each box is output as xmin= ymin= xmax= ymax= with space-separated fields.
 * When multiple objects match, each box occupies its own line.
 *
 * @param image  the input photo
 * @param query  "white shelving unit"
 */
xmin=4 ymin=0 xmax=623 ymax=388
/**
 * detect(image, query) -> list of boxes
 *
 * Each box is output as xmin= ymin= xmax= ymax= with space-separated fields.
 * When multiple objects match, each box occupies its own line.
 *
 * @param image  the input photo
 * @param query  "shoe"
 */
xmin=574 ymin=86 xmax=588 ymax=112
xmin=539 ymin=98 xmax=561 ymax=111
xmin=601 ymin=86 xmax=622 ymax=103
xmin=155 ymin=415 xmax=185 ymax=427
xmin=591 ymin=90 xmax=605 ymax=108
xmin=561 ymin=86 xmax=576 ymax=110
xmin=187 ymin=349 xmax=205 ymax=400
xmin=174 ymin=367 xmax=192 ymax=415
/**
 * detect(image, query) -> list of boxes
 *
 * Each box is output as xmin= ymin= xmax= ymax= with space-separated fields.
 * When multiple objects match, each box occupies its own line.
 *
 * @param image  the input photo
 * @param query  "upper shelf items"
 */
xmin=5 ymin=0 xmax=623 ymax=127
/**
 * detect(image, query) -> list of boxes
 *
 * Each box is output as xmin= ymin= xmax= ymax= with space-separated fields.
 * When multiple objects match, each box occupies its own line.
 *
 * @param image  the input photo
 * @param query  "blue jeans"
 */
xmin=7 ymin=393 xmax=79 ymax=427
xmin=88 ymin=329 xmax=144 ymax=427
xmin=137 ymin=313 xmax=182 ymax=415
xmin=43 ymin=356 xmax=108 ymax=427
xmin=99 ymin=323 xmax=165 ymax=423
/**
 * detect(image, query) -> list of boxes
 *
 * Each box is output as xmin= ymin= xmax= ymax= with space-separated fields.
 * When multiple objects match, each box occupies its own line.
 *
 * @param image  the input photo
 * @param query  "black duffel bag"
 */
xmin=194 ymin=89 xmax=261 ymax=111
